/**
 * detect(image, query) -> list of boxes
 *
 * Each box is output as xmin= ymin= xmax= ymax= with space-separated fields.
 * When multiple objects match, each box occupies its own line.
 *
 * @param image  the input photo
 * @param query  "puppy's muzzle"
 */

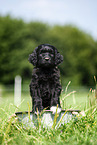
xmin=45 ymin=57 xmax=49 ymax=61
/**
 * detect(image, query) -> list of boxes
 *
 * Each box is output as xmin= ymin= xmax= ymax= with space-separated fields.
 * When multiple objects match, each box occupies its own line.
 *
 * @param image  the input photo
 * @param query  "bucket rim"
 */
xmin=15 ymin=109 xmax=81 ymax=115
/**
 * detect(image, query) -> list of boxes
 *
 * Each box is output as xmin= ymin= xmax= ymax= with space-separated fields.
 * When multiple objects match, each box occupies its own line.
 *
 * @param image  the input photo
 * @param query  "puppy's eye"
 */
xmin=40 ymin=50 xmax=45 ymax=53
xmin=49 ymin=50 xmax=54 ymax=54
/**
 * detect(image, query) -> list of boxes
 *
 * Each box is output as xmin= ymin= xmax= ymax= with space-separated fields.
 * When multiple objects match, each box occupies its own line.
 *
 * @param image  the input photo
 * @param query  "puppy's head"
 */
xmin=29 ymin=44 xmax=63 ymax=67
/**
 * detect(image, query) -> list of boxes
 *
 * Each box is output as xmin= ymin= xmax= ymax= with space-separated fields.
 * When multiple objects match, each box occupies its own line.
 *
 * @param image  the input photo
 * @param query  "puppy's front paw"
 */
xmin=50 ymin=106 xmax=61 ymax=114
xmin=34 ymin=110 xmax=40 ymax=115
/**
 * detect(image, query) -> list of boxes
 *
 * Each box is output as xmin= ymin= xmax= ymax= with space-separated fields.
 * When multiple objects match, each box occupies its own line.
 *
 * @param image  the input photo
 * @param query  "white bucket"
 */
xmin=15 ymin=110 xmax=80 ymax=128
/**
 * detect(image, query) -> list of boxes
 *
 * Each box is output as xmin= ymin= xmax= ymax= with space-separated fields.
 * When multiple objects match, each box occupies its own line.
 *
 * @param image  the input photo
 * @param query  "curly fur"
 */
xmin=29 ymin=44 xmax=63 ymax=112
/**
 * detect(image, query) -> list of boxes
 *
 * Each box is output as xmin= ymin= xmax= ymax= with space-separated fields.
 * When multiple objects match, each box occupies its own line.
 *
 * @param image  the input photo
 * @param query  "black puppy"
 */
xmin=29 ymin=44 xmax=63 ymax=113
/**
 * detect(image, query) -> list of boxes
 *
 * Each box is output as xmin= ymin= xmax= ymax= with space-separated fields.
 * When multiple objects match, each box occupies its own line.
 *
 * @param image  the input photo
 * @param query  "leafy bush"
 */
xmin=0 ymin=15 xmax=97 ymax=86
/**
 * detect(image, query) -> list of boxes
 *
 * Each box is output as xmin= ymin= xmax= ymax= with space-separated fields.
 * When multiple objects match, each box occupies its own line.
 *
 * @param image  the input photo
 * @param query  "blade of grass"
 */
xmin=56 ymin=110 xmax=68 ymax=129
xmin=52 ymin=104 xmax=59 ymax=129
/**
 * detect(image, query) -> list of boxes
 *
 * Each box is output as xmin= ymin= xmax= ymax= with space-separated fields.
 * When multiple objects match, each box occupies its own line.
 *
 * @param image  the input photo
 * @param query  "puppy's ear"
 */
xmin=28 ymin=47 xmax=38 ymax=66
xmin=55 ymin=49 xmax=63 ymax=66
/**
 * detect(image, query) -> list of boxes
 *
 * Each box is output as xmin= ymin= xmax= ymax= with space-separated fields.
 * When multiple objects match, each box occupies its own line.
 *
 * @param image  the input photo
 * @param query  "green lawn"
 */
xmin=0 ymin=93 xmax=32 ymax=113
xmin=0 ymin=88 xmax=89 ymax=112
xmin=0 ymin=88 xmax=97 ymax=145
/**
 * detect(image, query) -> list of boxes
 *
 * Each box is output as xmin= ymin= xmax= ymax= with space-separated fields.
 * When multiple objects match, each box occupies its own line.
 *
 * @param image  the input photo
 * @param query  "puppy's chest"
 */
xmin=38 ymin=72 xmax=54 ymax=94
xmin=38 ymin=71 xmax=54 ymax=82
xmin=39 ymin=80 xmax=53 ymax=97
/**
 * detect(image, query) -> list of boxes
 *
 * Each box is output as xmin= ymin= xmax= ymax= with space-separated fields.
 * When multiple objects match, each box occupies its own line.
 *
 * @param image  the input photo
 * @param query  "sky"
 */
xmin=0 ymin=0 xmax=97 ymax=39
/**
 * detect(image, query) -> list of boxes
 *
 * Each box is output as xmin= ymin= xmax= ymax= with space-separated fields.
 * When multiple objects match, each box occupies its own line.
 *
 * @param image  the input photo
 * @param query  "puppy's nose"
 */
xmin=45 ymin=57 xmax=49 ymax=61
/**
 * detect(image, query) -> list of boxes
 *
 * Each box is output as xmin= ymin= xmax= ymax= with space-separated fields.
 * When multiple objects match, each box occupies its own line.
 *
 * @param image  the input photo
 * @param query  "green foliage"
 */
xmin=0 ymin=15 xmax=97 ymax=86
xmin=44 ymin=25 xmax=97 ymax=86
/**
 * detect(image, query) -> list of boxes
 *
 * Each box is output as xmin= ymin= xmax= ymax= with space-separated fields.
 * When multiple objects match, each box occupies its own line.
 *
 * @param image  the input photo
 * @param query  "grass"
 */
xmin=0 ymin=86 xmax=97 ymax=145
xmin=0 ymin=92 xmax=32 ymax=112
